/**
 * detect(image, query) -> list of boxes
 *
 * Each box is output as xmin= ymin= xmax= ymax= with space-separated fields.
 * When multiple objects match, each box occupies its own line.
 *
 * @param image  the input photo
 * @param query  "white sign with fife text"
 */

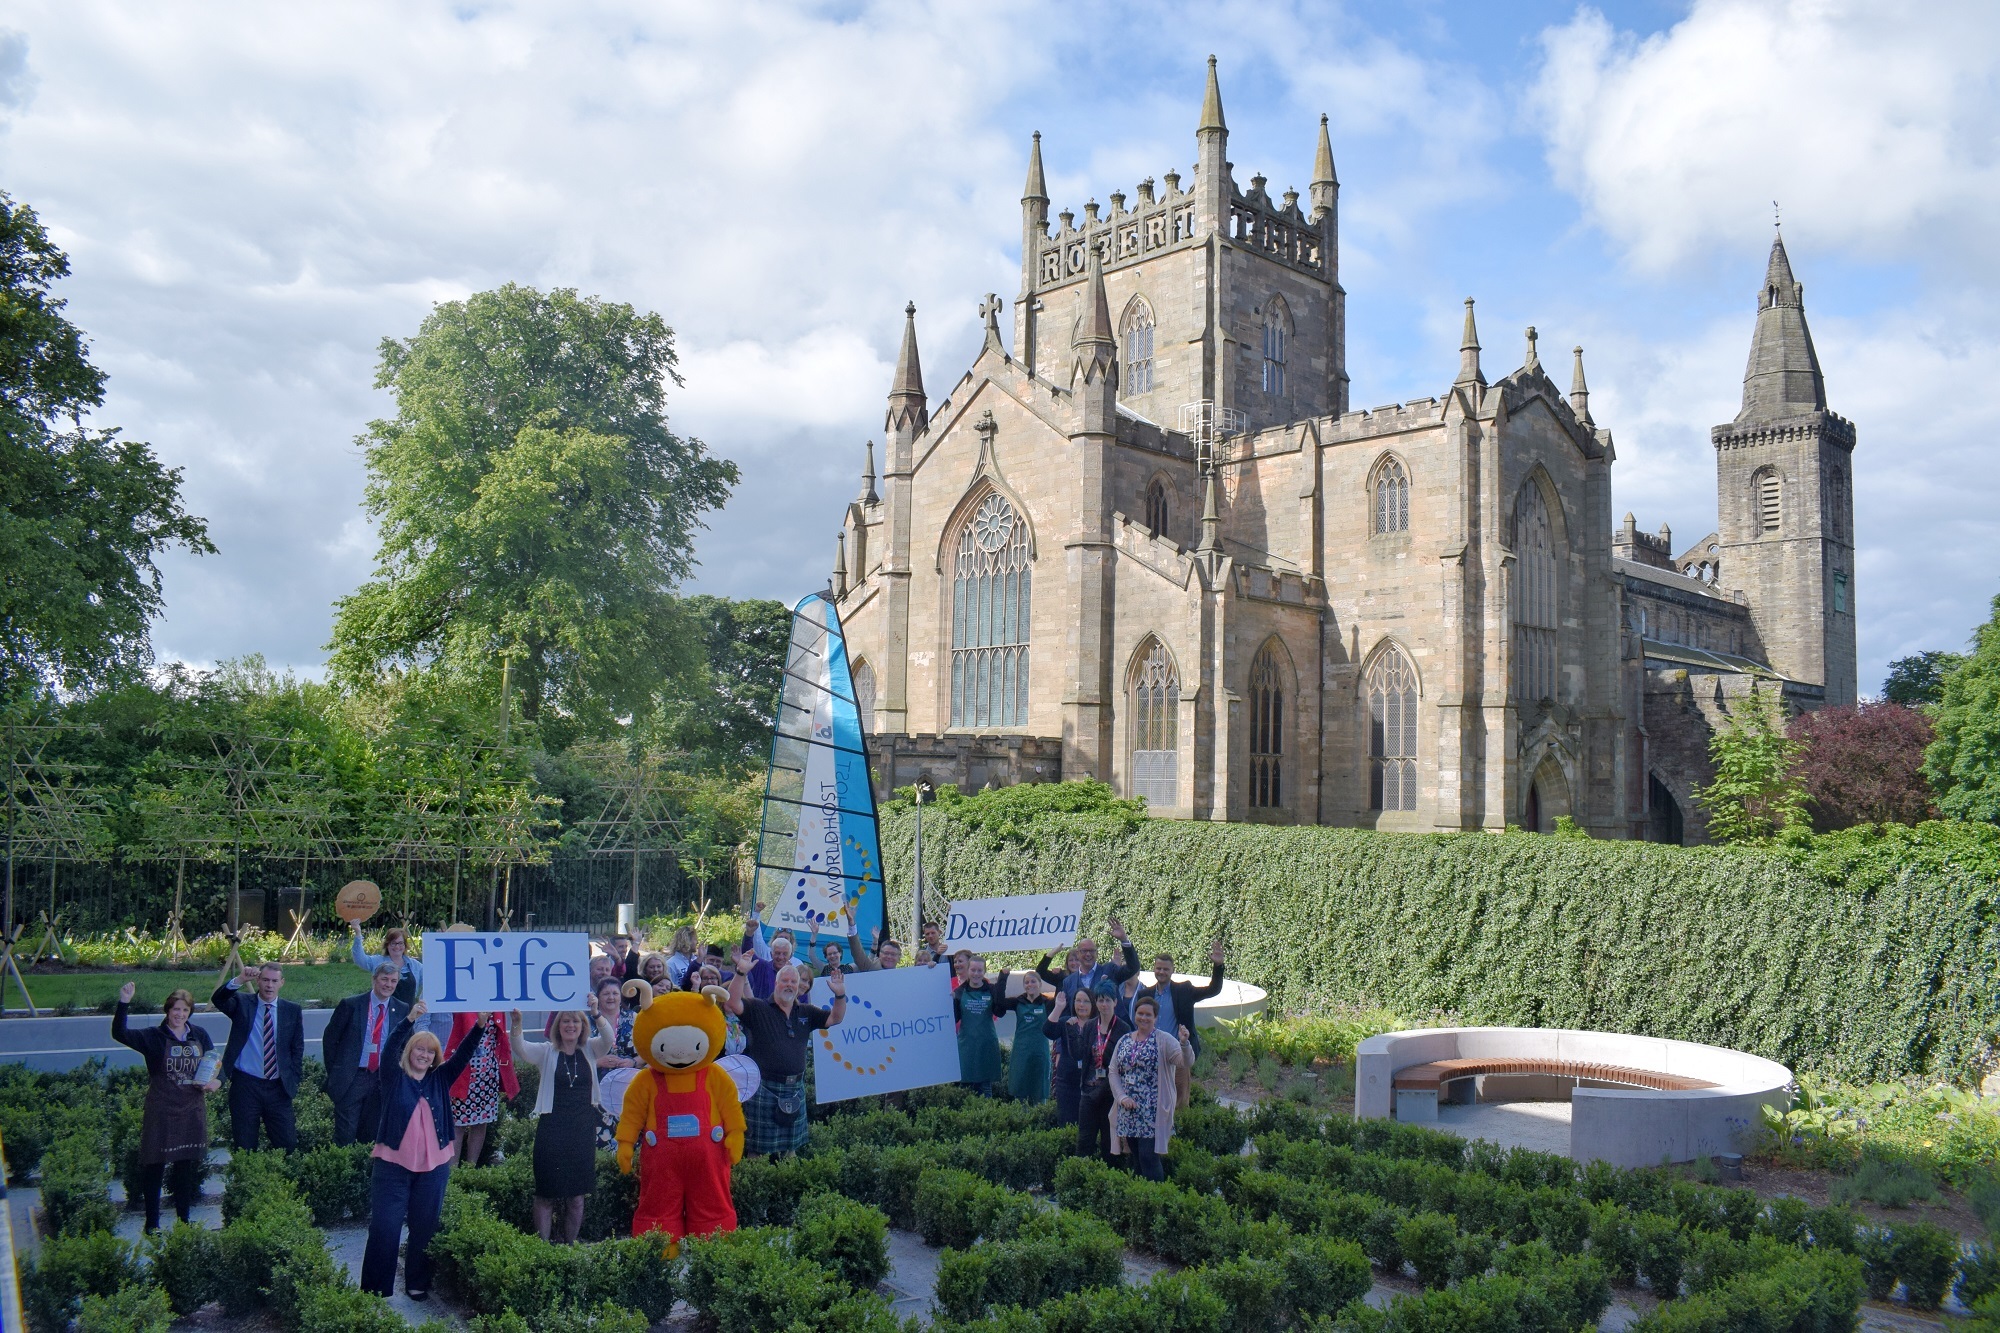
xmin=807 ymin=965 xmax=960 ymax=1103
xmin=942 ymin=891 xmax=1086 ymax=954
xmin=421 ymin=932 xmax=592 ymax=1013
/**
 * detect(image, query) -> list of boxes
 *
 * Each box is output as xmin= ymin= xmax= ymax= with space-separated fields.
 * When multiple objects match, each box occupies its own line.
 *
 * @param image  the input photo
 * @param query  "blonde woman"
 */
xmin=666 ymin=925 xmax=699 ymax=990
xmin=509 ymin=1008 xmax=613 ymax=1243
xmin=361 ymin=1002 xmax=490 ymax=1301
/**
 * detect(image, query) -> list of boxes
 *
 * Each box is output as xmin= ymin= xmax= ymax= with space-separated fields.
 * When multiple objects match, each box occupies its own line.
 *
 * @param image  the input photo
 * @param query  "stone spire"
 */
xmin=1022 ymin=130 xmax=1047 ymax=203
xmin=1569 ymin=346 xmax=1593 ymax=424
xmin=1738 ymin=229 xmax=1826 ymax=422
xmin=1456 ymin=299 xmax=1485 ymax=386
xmin=859 ymin=439 xmax=878 ymax=505
xmin=1308 ymin=113 xmax=1338 ymax=223
xmin=1198 ymin=54 xmax=1226 ymax=133
xmin=885 ymin=302 xmax=928 ymax=435
xmin=1072 ymin=249 xmax=1118 ymax=433
xmin=1195 ymin=56 xmax=1230 ymax=236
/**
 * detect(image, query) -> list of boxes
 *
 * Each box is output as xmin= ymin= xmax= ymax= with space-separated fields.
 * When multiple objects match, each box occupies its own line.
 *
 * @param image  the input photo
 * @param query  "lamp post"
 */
xmin=910 ymin=781 xmax=933 ymax=944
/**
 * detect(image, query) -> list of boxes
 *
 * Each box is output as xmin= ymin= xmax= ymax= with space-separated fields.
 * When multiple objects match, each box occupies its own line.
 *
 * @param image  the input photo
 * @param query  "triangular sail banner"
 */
xmin=751 ymin=592 xmax=885 ymax=959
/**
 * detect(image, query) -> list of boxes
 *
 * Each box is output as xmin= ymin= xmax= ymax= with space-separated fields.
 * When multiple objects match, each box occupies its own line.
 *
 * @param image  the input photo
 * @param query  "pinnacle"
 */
xmin=1076 ymin=249 xmax=1114 ymax=347
xmin=1312 ymin=113 xmax=1337 ymax=187
xmin=890 ymin=302 xmax=924 ymax=401
xmin=1199 ymin=55 xmax=1226 ymax=134
xmin=1023 ymin=131 xmax=1047 ymax=204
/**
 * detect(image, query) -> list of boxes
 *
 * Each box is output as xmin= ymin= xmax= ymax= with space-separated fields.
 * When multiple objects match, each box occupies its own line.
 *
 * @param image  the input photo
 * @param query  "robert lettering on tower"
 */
xmin=422 ymin=933 xmax=591 ymax=1012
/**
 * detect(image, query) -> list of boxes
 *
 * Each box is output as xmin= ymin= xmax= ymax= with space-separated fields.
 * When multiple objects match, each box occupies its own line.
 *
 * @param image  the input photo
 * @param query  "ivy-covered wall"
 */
xmin=879 ymin=812 xmax=2000 ymax=1084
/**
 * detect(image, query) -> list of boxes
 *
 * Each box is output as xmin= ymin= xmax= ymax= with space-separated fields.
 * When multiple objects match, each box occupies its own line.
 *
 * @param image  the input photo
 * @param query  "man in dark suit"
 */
xmin=322 ymin=963 xmax=410 ymax=1146
xmin=1137 ymin=938 xmax=1227 ymax=1056
xmin=211 ymin=960 xmax=306 ymax=1151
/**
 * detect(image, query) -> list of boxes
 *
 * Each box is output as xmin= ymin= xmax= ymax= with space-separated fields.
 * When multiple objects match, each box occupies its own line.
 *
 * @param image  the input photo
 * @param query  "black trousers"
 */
xmin=1078 ymin=1082 xmax=1116 ymax=1163
xmin=1053 ymin=1074 xmax=1080 ymax=1125
xmin=139 ymin=1159 xmax=202 ymax=1231
xmin=228 ymin=1073 xmax=298 ymax=1151
xmin=332 ymin=1070 xmax=383 ymax=1147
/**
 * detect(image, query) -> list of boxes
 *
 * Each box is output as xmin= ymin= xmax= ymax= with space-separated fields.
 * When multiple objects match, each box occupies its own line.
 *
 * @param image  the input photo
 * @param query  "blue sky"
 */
xmin=2 ymin=0 xmax=1994 ymax=697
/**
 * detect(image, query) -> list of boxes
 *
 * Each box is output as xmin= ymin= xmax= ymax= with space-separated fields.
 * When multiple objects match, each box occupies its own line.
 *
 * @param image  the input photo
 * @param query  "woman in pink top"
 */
xmin=361 ymin=1001 xmax=490 ymax=1300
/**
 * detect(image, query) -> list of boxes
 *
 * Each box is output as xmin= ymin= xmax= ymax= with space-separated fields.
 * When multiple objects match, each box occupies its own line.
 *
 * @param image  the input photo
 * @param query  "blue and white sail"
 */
xmin=751 ymin=592 xmax=885 ymax=960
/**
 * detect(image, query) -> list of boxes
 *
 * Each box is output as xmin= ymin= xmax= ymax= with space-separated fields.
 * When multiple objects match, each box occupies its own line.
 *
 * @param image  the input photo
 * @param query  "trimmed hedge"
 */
xmin=880 ymin=808 xmax=2000 ymax=1081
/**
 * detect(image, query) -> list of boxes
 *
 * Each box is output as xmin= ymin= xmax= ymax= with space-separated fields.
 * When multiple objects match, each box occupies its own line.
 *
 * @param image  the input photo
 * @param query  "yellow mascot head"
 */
xmin=624 ymin=979 xmax=730 ymax=1074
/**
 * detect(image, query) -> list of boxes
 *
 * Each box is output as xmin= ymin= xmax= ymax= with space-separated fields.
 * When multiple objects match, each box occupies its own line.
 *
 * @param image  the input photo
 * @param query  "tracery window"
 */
xmin=1756 ymin=470 xmax=1782 ymax=533
xmin=851 ymin=659 xmax=876 ymax=731
xmin=1123 ymin=301 xmax=1155 ymax=396
xmin=1145 ymin=481 xmax=1170 ymax=539
xmin=1511 ymin=481 xmax=1559 ymax=703
xmin=1261 ymin=303 xmax=1288 ymax=396
xmin=1372 ymin=455 xmax=1410 ymax=534
xmin=1366 ymin=646 xmax=1418 ymax=812
xmin=950 ymin=492 xmax=1032 ymax=728
xmin=1248 ymin=641 xmax=1285 ymax=809
xmin=1129 ymin=639 xmax=1180 ymax=808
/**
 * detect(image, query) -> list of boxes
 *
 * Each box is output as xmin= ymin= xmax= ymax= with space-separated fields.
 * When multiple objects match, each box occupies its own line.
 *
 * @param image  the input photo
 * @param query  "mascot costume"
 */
xmin=615 ymin=980 xmax=745 ymax=1247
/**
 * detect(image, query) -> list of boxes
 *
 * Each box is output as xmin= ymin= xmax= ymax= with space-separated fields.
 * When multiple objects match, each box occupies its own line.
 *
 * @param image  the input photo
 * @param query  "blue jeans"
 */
xmin=362 ymin=1158 xmax=450 ymax=1296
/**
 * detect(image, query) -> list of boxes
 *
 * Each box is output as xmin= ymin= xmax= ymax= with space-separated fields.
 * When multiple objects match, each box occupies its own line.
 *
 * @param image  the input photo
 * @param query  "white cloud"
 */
xmin=1531 ymin=0 xmax=2000 ymax=272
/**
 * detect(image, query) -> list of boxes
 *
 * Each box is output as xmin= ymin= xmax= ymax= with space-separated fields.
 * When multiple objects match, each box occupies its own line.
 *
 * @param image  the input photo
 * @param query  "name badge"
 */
xmin=710 ymin=1125 xmax=724 ymax=1142
xmin=666 ymin=1114 xmax=701 ymax=1139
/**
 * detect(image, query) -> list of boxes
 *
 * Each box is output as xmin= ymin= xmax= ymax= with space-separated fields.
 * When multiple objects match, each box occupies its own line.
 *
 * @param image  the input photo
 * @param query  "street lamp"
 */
xmin=911 ymin=781 xmax=933 ymax=944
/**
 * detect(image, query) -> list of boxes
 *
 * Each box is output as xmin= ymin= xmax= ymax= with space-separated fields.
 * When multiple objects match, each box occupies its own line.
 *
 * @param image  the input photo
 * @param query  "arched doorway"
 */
xmin=1525 ymin=753 xmax=1572 ymax=832
xmin=1648 ymin=775 xmax=1684 ymax=845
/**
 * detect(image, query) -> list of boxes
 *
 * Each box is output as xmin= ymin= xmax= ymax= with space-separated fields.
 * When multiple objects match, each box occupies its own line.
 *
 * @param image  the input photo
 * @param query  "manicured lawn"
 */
xmin=4 ymin=960 xmax=370 ymax=1013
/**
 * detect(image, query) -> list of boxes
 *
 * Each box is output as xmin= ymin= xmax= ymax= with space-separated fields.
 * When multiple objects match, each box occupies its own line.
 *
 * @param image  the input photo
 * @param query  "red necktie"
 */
xmin=366 ymin=1002 xmax=384 ymax=1072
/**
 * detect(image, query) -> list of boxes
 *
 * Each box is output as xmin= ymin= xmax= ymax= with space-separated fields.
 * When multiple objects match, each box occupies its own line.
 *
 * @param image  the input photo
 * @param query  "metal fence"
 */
xmin=2 ymin=849 xmax=741 ymax=936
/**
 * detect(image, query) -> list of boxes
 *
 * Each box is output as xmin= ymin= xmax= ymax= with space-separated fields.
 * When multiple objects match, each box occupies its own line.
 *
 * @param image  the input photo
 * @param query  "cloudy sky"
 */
xmin=2 ymin=0 xmax=1995 ymax=696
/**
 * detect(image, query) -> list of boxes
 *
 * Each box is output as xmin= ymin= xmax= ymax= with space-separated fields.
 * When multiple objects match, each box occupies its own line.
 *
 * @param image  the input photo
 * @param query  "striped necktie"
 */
xmin=261 ymin=1002 xmax=277 ymax=1080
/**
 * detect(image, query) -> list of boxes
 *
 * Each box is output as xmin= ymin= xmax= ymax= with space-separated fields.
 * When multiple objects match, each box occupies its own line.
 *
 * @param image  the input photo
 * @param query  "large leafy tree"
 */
xmin=329 ymin=284 xmax=738 ymax=729
xmin=0 ymin=192 xmax=214 ymax=697
xmin=653 ymin=594 xmax=789 ymax=773
xmin=1695 ymin=684 xmax=1808 ymax=842
xmin=1881 ymin=651 xmax=1963 ymax=707
xmin=1787 ymin=701 xmax=1935 ymax=830
xmin=1923 ymin=594 xmax=2000 ymax=824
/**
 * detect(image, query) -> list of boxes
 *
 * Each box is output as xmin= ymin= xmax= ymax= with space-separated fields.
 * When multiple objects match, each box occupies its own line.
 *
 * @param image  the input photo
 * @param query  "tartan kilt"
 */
xmin=743 ymin=1076 xmax=809 ymax=1156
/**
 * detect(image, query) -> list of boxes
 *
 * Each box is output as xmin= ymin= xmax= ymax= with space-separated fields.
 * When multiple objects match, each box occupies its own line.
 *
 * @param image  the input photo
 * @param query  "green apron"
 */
xmin=1006 ymin=997 xmax=1053 ymax=1104
xmin=956 ymin=984 xmax=1001 ymax=1084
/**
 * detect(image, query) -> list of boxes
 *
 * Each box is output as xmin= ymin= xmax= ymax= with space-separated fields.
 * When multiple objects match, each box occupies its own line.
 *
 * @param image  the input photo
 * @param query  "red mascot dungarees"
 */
xmin=633 ymin=1066 xmax=737 ymax=1239
xmin=615 ymin=983 xmax=746 ymax=1251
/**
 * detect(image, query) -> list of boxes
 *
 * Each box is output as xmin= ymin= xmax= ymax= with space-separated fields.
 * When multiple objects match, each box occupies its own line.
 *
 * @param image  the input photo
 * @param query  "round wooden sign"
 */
xmin=333 ymin=880 xmax=382 ymax=923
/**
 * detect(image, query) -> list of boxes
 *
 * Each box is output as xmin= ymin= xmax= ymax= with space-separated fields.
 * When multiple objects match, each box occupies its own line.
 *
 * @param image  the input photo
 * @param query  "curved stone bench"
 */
xmin=1355 ymin=1027 xmax=1792 ymax=1168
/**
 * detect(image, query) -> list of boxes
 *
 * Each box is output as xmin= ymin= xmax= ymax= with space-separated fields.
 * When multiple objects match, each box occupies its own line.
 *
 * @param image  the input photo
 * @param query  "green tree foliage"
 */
xmin=0 ymin=191 xmax=213 ymax=698
xmin=1882 ymin=650 xmax=1964 ymax=707
xmin=1788 ymin=701 xmax=1935 ymax=830
xmin=1924 ymin=593 xmax=2000 ymax=824
xmin=653 ymin=594 xmax=789 ymax=773
xmin=328 ymin=284 xmax=738 ymax=728
xmin=1695 ymin=685 xmax=1808 ymax=842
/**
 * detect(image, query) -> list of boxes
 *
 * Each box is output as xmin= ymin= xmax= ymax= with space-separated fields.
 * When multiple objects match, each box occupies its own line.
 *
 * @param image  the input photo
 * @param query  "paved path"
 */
xmin=0 ymin=1011 xmax=340 ymax=1072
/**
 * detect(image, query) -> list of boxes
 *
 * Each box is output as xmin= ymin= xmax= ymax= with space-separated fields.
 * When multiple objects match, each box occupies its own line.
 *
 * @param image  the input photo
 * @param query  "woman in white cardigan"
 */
xmin=1107 ymin=993 xmax=1189 ymax=1182
xmin=509 ymin=1008 xmax=613 ymax=1242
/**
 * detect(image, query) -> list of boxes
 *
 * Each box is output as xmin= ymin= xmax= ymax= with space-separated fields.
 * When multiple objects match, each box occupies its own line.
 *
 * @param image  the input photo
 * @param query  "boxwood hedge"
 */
xmin=879 ymin=808 xmax=2000 ymax=1082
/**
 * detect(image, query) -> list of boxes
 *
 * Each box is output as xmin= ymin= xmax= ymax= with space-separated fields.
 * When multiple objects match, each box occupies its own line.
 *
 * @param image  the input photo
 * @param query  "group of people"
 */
xmin=108 ymin=908 xmax=1224 ymax=1298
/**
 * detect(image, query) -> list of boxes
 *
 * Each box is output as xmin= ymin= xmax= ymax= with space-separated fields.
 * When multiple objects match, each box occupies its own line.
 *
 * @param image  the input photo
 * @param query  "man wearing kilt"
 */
xmin=725 ymin=958 xmax=846 ymax=1158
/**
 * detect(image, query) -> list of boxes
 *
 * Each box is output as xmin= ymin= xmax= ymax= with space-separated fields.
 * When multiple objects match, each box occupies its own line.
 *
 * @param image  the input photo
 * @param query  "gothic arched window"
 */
xmin=1248 ymin=641 xmax=1286 ymax=809
xmin=851 ymin=658 xmax=876 ymax=731
xmin=1756 ymin=469 xmax=1782 ymax=533
xmin=1512 ymin=481 xmax=1559 ymax=703
xmin=1123 ymin=300 xmax=1155 ymax=396
xmin=1372 ymin=455 xmax=1410 ymax=534
xmin=1366 ymin=646 xmax=1418 ymax=812
xmin=1145 ymin=481 xmax=1170 ymax=539
xmin=1129 ymin=639 xmax=1180 ymax=808
xmin=950 ymin=491 xmax=1032 ymax=728
xmin=1261 ymin=301 xmax=1288 ymax=396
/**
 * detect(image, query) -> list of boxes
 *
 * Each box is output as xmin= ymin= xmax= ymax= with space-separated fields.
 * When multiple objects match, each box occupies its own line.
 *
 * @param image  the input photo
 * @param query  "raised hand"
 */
xmin=118 ymin=981 xmax=136 ymax=1005
xmin=239 ymin=965 xmax=259 ymax=987
xmin=1050 ymin=991 xmax=1067 ymax=1017
xmin=827 ymin=965 xmax=847 ymax=996
xmin=1107 ymin=915 xmax=1128 ymax=942
xmin=410 ymin=1000 xmax=428 ymax=1022
xmin=1209 ymin=937 xmax=1225 ymax=965
xmin=509 ymin=1009 xmax=523 ymax=1031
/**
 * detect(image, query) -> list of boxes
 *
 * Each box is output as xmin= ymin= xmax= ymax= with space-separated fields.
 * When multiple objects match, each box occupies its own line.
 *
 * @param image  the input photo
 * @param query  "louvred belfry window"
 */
xmin=951 ymin=492 xmax=1032 ymax=729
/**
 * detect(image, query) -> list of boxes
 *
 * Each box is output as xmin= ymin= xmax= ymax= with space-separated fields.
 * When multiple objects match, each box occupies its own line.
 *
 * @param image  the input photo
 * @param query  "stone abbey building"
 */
xmin=829 ymin=60 xmax=1856 ymax=842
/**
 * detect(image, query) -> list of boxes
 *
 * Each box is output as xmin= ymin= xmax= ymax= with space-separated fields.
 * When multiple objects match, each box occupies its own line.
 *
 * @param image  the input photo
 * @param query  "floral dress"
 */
xmin=595 ymin=1010 xmax=640 ymax=1150
xmin=453 ymin=1037 xmax=502 ymax=1127
xmin=1112 ymin=1031 xmax=1161 ymax=1140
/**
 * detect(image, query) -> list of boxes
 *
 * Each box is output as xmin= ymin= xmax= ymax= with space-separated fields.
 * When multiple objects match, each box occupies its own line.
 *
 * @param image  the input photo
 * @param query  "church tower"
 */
xmin=1711 ymin=232 xmax=1857 ymax=705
